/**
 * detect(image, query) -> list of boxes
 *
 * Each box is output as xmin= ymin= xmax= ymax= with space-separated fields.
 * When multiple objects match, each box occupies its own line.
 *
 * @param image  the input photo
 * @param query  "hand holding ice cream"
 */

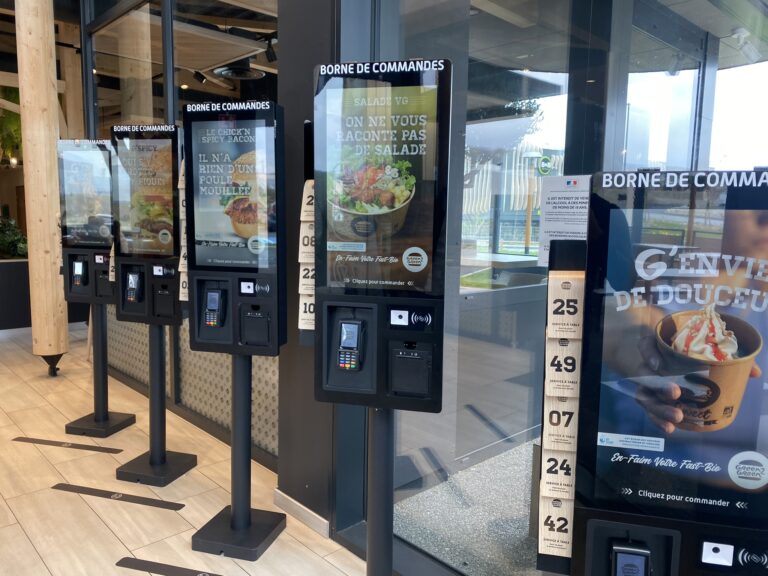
xmin=671 ymin=304 xmax=738 ymax=362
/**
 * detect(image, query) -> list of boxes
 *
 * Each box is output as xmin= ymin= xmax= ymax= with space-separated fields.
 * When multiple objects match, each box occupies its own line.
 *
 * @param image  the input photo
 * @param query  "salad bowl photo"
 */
xmin=328 ymin=160 xmax=417 ymax=240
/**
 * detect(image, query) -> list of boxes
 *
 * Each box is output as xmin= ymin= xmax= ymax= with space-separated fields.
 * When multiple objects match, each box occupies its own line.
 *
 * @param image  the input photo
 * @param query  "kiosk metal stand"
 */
xmin=366 ymin=407 xmax=395 ymax=576
xmin=66 ymin=303 xmax=136 ymax=437
xmin=192 ymin=354 xmax=286 ymax=560
xmin=116 ymin=324 xmax=196 ymax=486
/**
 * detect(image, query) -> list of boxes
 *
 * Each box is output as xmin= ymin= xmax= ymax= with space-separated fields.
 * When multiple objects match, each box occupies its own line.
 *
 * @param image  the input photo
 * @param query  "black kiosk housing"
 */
xmin=111 ymin=124 xmax=195 ymax=486
xmin=313 ymin=60 xmax=453 ymax=413
xmin=184 ymin=102 xmax=286 ymax=355
xmin=570 ymin=171 xmax=768 ymax=576
xmin=58 ymin=139 xmax=135 ymax=437
xmin=313 ymin=60 xmax=452 ymax=576
xmin=183 ymin=101 xmax=287 ymax=561
xmin=59 ymin=140 xmax=115 ymax=304
xmin=112 ymin=125 xmax=182 ymax=326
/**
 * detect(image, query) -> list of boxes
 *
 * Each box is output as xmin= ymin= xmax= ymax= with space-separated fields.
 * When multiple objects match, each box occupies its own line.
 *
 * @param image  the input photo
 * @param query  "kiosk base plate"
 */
xmin=65 ymin=412 xmax=136 ymax=438
xmin=116 ymin=450 xmax=197 ymax=487
xmin=192 ymin=506 xmax=286 ymax=561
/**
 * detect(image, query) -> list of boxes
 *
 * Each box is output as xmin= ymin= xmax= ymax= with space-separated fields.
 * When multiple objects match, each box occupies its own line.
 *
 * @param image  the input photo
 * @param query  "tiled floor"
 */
xmin=0 ymin=325 xmax=365 ymax=576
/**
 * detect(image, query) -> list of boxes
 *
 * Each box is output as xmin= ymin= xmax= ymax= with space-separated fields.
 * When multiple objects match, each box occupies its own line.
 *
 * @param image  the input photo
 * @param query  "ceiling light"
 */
xmin=10 ymin=157 xmax=18 ymax=167
xmin=180 ymin=84 xmax=189 ymax=90
xmin=193 ymin=71 xmax=207 ymax=84
xmin=266 ymin=38 xmax=277 ymax=63
xmin=213 ymin=58 xmax=265 ymax=80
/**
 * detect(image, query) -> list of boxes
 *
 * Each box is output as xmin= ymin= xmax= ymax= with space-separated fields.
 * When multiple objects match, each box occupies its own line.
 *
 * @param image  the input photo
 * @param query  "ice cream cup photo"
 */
xmin=655 ymin=306 xmax=762 ymax=432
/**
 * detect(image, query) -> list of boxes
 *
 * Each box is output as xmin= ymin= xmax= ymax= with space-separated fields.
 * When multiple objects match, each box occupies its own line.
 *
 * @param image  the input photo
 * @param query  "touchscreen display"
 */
xmin=58 ymin=141 xmax=113 ymax=248
xmin=584 ymin=171 xmax=768 ymax=527
xmin=188 ymin=113 xmax=276 ymax=270
xmin=112 ymin=129 xmax=176 ymax=257
xmin=314 ymin=60 xmax=450 ymax=295
xmin=127 ymin=273 xmax=138 ymax=289
xmin=340 ymin=322 xmax=359 ymax=349
xmin=206 ymin=291 xmax=220 ymax=310
xmin=616 ymin=552 xmax=648 ymax=576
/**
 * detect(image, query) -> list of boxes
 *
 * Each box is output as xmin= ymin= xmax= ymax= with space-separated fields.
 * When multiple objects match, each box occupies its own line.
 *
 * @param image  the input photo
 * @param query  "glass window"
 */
xmin=376 ymin=1 xmax=768 ymax=575
xmin=92 ymin=2 xmax=165 ymax=136
xmin=174 ymin=1 xmax=278 ymax=118
xmin=391 ymin=2 xmax=570 ymax=575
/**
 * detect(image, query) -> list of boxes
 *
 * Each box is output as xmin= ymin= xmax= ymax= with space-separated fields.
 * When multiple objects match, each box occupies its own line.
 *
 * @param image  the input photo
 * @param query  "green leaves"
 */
xmin=0 ymin=87 xmax=22 ymax=162
xmin=0 ymin=218 xmax=28 ymax=258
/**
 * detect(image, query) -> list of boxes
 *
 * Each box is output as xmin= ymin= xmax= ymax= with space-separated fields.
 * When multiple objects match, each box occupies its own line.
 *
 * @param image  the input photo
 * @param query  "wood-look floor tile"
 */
xmin=148 ymin=469 xmax=218 ymax=503
xmin=55 ymin=453 xmax=154 ymax=498
xmin=325 ymin=548 xmax=366 ymax=576
xmin=0 ymin=494 xmax=15 ymax=528
xmin=0 ymin=408 xmax=11 ymax=428
xmin=24 ymin=373 xmax=80 ymax=397
xmin=8 ymin=404 xmax=98 ymax=465
xmin=0 ymin=382 xmax=49 ymax=413
xmin=198 ymin=461 xmax=279 ymax=513
xmin=106 ymin=381 xmax=149 ymax=415
xmin=234 ymin=533 xmax=346 ymax=576
xmin=80 ymin=492 xmax=193 ymax=551
xmin=0 ymin=523 xmax=51 ymax=576
xmin=133 ymin=529 xmax=249 ymax=576
xmin=177 ymin=487 xmax=230 ymax=529
xmin=0 ymin=425 xmax=64 ymax=499
xmin=42 ymin=389 xmax=93 ymax=422
xmin=7 ymin=488 xmax=137 ymax=576
xmin=284 ymin=514 xmax=341 ymax=558
xmin=91 ymin=422 xmax=149 ymax=465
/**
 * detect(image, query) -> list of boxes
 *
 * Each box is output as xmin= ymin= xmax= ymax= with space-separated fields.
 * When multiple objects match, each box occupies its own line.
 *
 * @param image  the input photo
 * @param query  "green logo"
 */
xmin=538 ymin=156 xmax=552 ymax=176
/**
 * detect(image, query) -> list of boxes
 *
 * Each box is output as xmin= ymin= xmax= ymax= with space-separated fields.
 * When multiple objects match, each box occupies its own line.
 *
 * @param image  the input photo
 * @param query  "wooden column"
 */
xmin=58 ymin=23 xmax=84 ymax=139
xmin=118 ymin=8 xmax=154 ymax=124
xmin=15 ymin=0 xmax=69 ymax=359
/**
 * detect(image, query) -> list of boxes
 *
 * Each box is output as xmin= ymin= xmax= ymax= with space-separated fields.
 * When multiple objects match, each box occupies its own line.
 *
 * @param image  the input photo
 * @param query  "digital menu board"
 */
xmin=111 ymin=125 xmax=178 ymax=257
xmin=314 ymin=60 xmax=451 ymax=296
xmin=58 ymin=140 xmax=113 ymax=249
xmin=183 ymin=101 xmax=277 ymax=270
xmin=580 ymin=171 xmax=768 ymax=527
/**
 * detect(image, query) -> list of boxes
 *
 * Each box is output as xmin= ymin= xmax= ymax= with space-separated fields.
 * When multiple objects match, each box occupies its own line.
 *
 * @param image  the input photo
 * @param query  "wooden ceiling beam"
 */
xmin=470 ymin=0 xmax=536 ymax=29
xmin=182 ymin=14 xmax=276 ymax=34
xmin=0 ymin=71 xmax=65 ymax=93
xmin=217 ymin=0 xmax=277 ymax=18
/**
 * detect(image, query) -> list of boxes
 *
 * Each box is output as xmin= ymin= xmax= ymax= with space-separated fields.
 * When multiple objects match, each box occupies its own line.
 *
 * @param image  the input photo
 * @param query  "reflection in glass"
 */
xmin=392 ymin=2 xmax=568 ymax=575
xmin=93 ymin=3 xmax=165 ymax=137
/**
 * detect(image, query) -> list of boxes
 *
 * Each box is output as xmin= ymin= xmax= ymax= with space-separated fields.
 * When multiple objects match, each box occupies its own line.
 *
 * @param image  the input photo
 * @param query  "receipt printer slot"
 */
xmin=153 ymin=284 xmax=174 ymax=318
xmin=96 ymin=270 xmax=112 ymax=298
xmin=241 ymin=307 xmax=270 ymax=346
xmin=389 ymin=342 xmax=432 ymax=397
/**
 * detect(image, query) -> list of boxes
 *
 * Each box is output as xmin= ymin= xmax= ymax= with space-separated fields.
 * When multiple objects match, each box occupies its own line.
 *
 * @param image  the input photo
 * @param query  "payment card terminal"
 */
xmin=126 ymin=272 xmax=141 ymax=303
xmin=204 ymin=289 xmax=224 ymax=328
xmin=73 ymin=261 xmax=85 ymax=287
xmin=338 ymin=320 xmax=363 ymax=371
xmin=611 ymin=542 xmax=652 ymax=576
